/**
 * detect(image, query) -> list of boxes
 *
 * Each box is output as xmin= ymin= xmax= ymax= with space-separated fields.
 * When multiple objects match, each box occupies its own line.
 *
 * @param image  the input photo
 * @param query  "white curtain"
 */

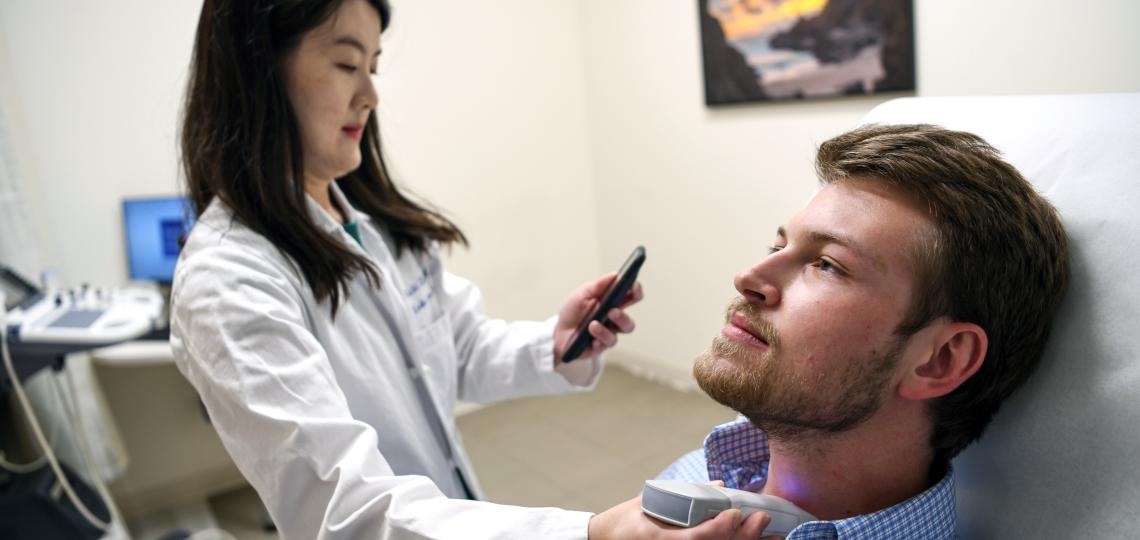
xmin=0 ymin=47 xmax=127 ymax=489
xmin=0 ymin=96 xmax=42 ymax=277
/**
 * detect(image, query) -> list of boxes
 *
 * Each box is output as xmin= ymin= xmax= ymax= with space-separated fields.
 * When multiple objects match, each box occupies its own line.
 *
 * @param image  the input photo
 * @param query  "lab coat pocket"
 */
xmin=413 ymin=315 xmax=458 ymax=414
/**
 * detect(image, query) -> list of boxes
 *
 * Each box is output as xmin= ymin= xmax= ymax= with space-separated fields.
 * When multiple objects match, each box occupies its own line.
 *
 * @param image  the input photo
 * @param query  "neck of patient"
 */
xmin=759 ymin=398 xmax=934 ymax=521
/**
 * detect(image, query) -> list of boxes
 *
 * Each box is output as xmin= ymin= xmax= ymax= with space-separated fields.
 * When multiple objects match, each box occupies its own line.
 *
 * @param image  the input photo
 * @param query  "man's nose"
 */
xmin=734 ymin=260 xmax=781 ymax=307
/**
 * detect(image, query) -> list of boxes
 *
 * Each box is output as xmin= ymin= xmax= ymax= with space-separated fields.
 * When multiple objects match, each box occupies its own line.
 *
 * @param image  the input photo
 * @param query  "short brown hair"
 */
xmin=815 ymin=124 xmax=1069 ymax=465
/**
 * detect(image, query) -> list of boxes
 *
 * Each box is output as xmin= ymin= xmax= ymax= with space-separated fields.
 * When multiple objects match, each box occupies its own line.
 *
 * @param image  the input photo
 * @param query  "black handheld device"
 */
xmin=561 ymin=246 xmax=646 ymax=362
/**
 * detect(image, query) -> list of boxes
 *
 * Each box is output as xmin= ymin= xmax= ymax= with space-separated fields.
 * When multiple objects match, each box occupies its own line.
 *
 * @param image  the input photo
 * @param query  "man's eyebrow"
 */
xmin=333 ymin=36 xmax=382 ymax=58
xmin=776 ymin=226 xmax=885 ymax=269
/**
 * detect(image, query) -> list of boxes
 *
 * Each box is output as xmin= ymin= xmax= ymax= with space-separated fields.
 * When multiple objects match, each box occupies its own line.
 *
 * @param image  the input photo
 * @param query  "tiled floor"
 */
xmin=458 ymin=365 xmax=735 ymax=513
xmin=199 ymin=365 xmax=735 ymax=538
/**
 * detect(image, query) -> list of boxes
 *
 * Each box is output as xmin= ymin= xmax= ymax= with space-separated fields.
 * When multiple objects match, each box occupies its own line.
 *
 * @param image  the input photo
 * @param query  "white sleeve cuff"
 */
xmin=538 ymin=315 xmax=604 ymax=389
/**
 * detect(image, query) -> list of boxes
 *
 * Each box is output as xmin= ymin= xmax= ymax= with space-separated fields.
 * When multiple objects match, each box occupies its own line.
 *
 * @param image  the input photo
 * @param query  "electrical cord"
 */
xmin=0 ymin=393 xmax=67 ymax=473
xmin=0 ymin=451 xmax=46 ymax=473
xmin=186 ymin=527 xmax=239 ymax=540
xmin=0 ymin=293 xmax=37 ymax=472
xmin=0 ymin=299 xmax=112 ymax=532
xmin=54 ymin=363 xmax=128 ymax=536
xmin=0 ymin=372 xmax=62 ymax=473
xmin=0 ymin=401 xmax=64 ymax=470
xmin=3 ymin=292 xmax=233 ymax=540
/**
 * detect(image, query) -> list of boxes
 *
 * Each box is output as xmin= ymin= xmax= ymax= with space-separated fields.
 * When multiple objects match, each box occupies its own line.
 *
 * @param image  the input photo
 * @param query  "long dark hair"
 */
xmin=181 ymin=0 xmax=467 ymax=315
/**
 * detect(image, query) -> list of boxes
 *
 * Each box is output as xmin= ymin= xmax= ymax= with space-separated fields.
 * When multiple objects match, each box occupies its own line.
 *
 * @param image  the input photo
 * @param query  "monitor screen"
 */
xmin=122 ymin=196 xmax=194 ymax=283
xmin=1 ymin=266 xmax=41 ymax=311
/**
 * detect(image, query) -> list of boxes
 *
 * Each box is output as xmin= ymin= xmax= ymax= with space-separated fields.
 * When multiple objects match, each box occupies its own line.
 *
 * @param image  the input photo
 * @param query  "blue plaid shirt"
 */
xmin=658 ymin=419 xmax=956 ymax=539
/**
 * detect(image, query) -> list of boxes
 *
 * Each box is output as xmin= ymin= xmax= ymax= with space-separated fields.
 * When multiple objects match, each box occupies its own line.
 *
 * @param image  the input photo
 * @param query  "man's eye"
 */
xmin=337 ymin=63 xmax=357 ymax=73
xmin=767 ymin=245 xmax=784 ymax=255
xmin=814 ymin=258 xmax=844 ymax=275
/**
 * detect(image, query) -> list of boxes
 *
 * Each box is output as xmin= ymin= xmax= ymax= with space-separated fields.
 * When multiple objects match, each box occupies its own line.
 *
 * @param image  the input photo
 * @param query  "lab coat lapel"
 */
xmin=302 ymin=186 xmax=423 ymax=377
xmin=309 ymin=184 xmax=475 ymax=497
xmin=308 ymin=184 xmax=421 ymax=358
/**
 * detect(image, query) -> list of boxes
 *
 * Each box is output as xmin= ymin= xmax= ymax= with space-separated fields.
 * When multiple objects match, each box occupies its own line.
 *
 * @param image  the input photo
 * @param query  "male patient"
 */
xmin=590 ymin=124 xmax=1070 ymax=539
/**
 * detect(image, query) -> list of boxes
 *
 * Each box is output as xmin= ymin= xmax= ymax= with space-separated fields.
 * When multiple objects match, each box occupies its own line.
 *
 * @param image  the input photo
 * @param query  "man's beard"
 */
xmin=693 ymin=298 xmax=904 ymax=443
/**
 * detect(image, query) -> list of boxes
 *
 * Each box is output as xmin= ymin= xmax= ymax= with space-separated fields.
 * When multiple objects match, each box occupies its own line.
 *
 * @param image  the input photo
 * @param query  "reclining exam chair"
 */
xmin=861 ymin=93 xmax=1140 ymax=538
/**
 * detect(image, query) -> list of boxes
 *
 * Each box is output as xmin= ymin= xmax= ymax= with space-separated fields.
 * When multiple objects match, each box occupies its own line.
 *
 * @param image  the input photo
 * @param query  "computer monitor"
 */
xmin=122 ymin=196 xmax=194 ymax=284
xmin=1 ymin=266 xmax=41 ymax=311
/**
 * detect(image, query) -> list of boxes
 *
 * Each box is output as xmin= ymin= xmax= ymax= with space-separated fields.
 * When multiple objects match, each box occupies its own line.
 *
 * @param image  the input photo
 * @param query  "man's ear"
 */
xmin=899 ymin=322 xmax=988 ymax=401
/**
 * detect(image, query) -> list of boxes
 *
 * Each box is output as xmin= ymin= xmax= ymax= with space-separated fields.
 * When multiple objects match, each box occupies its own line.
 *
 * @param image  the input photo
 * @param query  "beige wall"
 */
xmin=2 ymin=0 xmax=1138 ymax=380
xmin=578 ymin=0 xmax=1140 ymax=386
xmin=376 ymin=0 xmax=600 ymax=319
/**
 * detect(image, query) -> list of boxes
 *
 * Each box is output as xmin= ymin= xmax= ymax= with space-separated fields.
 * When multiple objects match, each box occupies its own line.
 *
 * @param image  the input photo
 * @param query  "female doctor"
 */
xmin=166 ymin=1 xmax=745 ymax=539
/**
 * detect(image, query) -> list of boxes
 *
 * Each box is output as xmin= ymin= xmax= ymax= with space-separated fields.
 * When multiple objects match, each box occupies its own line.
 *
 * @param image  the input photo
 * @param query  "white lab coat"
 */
xmin=170 ymin=183 xmax=602 ymax=539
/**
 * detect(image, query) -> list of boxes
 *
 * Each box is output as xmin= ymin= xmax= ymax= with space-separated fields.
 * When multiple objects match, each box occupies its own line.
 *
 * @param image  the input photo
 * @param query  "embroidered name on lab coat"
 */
xmin=406 ymin=266 xmax=433 ymax=315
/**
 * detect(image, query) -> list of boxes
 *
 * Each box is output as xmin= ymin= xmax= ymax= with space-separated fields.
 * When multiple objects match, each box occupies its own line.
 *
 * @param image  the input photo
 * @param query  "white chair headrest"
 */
xmin=861 ymin=94 xmax=1140 ymax=538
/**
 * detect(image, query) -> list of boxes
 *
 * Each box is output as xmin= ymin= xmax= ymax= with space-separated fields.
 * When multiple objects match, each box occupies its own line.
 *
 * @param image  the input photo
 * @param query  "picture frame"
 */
xmin=699 ymin=0 xmax=916 ymax=106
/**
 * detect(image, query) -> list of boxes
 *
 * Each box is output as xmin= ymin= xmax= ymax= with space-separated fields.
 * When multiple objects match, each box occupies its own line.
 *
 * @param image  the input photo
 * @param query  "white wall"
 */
xmin=0 ymin=0 xmax=600 ymax=321
xmin=578 ymin=0 xmax=1140 ymax=386
xmin=376 ymin=0 xmax=600 ymax=319
xmin=918 ymin=0 xmax=1140 ymax=96
xmin=0 ymin=32 xmax=50 ymax=278
xmin=0 ymin=1 xmax=201 ymax=288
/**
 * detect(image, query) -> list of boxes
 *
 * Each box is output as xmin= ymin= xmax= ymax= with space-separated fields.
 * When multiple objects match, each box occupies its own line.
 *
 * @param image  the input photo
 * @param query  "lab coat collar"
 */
xmin=330 ymin=180 xmax=374 ymax=225
xmin=303 ymin=180 xmax=374 ymax=241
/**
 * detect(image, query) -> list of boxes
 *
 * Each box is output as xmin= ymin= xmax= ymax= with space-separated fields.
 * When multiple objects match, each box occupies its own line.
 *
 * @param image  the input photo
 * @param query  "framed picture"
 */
xmin=699 ymin=0 xmax=916 ymax=106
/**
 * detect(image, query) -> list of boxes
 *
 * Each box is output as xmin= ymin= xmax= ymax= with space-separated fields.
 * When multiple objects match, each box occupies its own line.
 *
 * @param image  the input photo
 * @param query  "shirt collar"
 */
xmin=703 ymin=418 xmax=957 ymax=539
xmin=825 ymin=472 xmax=956 ymax=539
xmin=704 ymin=418 xmax=770 ymax=492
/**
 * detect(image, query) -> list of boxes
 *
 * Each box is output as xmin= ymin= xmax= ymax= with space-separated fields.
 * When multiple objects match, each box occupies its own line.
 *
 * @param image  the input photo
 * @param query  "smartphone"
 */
xmin=562 ymin=246 xmax=646 ymax=362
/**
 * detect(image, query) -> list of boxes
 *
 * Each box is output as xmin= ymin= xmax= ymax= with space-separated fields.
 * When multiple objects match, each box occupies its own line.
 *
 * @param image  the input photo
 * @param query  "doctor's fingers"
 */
xmin=588 ymin=320 xmax=619 ymax=348
xmin=580 ymin=272 xmax=618 ymax=301
xmin=732 ymin=511 xmax=775 ymax=540
xmin=618 ymin=282 xmax=645 ymax=309
xmin=685 ymin=508 xmax=746 ymax=540
xmin=580 ymin=336 xmax=611 ymax=361
xmin=605 ymin=308 xmax=636 ymax=334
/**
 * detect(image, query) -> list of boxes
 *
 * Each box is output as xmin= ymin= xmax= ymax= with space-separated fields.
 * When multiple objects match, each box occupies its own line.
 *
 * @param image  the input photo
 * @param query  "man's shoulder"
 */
xmin=656 ymin=448 xmax=709 ymax=483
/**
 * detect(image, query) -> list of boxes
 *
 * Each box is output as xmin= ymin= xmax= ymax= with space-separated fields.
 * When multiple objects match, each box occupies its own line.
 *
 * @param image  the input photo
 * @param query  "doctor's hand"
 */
xmin=588 ymin=494 xmax=776 ymax=540
xmin=553 ymin=272 xmax=643 ymax=363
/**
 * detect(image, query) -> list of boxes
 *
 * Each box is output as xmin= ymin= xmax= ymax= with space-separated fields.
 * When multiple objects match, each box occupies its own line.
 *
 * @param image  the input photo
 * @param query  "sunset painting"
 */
xmin=699 ymin=0 xmax=915 ymax=105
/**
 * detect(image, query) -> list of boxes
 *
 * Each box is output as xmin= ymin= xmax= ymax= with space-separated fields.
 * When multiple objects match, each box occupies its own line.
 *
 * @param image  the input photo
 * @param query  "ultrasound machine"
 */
xmin=2 ymin=196 xmax=189 ymax=379
xmin=0 ymin=195 xmax=191 ymax=539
